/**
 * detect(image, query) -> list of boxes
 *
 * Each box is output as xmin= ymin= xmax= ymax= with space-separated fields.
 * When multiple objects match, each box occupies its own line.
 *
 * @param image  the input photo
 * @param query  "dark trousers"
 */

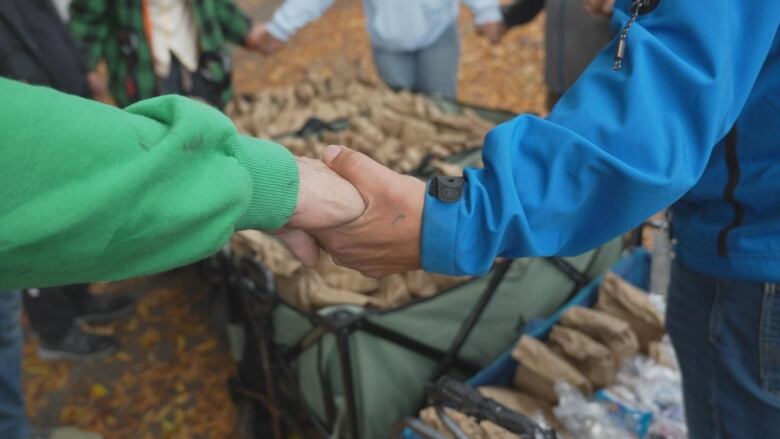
xmin=667 ymin=260 xmax=780 ymax=438
xmin=159 ymin=54 xmax=222 ymax=108
xmin=23 ymin=284 xmax=91 ymax=344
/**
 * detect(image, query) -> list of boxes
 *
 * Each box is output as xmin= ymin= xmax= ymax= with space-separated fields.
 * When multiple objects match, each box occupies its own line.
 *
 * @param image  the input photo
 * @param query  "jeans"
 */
xmin=371 ymin=23 xmax=459 ymax=99
xmin=0 ymin=290 xmax=29 ymax=439
xmin=667 ymin=260 xmax=780 ymax=438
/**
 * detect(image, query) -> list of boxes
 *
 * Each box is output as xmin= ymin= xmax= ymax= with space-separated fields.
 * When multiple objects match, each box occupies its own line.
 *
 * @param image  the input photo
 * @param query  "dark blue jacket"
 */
xmin=421 ymin=0 xmax=780 ymax=282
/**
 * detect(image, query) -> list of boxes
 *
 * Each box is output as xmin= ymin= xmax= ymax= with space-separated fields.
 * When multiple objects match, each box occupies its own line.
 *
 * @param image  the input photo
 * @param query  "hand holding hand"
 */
xmin=583 ymin=0 xmax=615 ymax=16
xmin=310 ymin=145 xmax=426 ymax=278
xmin=246 ymin=23 xmax=285 ymax=55
xmin=276 ymin=156 xmax=366 ymax=266
xmin=476 ymin=21 xmax=506 ymax=44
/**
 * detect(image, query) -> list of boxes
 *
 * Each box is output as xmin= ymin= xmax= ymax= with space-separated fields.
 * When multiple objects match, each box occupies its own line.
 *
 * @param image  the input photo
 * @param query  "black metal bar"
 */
xmin=545 ymin=257 xmax=588 ymax=287
xmin=429 ymin=377 xmax=558 ymax=439
xmin=256 ymin=312 xmax=284 ymax=439
xmin=430 ymin=260 xmax=514 ymax=381
xmin=316 ymin=342 xmax=337 ymax=429
xmin=282 ymin=325 xmax=328 ymax=362
xmin=275 ymin=350 xmax=331 ymax=439
xmin=335 ymin=329 xmax=360 ymax=439
xmin=359 ymin=320 xmax=480 ymax=375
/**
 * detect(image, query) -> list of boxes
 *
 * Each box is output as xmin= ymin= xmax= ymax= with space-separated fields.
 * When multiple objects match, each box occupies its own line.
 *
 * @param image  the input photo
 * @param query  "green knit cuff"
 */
xmin=234 ymin=136 xmax=299 ymax=231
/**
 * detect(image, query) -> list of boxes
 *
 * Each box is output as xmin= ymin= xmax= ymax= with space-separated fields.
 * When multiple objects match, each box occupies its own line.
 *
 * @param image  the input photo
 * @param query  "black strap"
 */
xmin=545 ymin=257 xmax=589 ymax=287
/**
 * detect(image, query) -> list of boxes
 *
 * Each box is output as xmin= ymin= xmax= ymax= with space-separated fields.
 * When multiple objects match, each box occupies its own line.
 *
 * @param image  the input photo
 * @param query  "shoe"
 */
xmin=37 ymin=326 xmax=118 ymax=361
xmin=76 ymin=294 xmax=135 ymax=325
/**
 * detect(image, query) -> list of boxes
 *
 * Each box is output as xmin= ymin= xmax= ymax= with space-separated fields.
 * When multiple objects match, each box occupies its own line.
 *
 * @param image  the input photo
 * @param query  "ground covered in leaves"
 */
xmin=23 ymin=274 xmax=238 ymax=439
xmin=22 ymin=1 xmax=547 ymax=437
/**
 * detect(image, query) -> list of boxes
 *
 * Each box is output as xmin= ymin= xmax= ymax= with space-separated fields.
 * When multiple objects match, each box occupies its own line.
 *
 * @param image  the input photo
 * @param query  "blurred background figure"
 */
xmin=253 ymin=0 xmax=506 ymax=99
xmin=0 ymin=0 xmax=135 ymax=362
xmin=68 ymin=0 xmax=268 ymax=109
xmin=0 ymin=1 xmax=135 ymax=436
xmin=503 ymin=0 xmax=613 ymax=109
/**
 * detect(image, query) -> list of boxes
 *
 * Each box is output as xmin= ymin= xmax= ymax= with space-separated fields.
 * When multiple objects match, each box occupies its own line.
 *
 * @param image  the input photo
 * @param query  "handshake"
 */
xmin=277 ymin=145 xmax=427 ymax=278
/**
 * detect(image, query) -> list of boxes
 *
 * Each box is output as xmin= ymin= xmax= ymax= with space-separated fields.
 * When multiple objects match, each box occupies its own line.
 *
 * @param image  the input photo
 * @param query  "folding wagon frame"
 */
xmin=208 ymin=250 xmax=596 ymax=439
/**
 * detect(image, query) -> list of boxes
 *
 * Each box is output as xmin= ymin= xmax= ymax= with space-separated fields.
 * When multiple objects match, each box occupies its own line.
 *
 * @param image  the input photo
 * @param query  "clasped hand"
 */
xmin=278 ymin=145 xmax=426 ymax=278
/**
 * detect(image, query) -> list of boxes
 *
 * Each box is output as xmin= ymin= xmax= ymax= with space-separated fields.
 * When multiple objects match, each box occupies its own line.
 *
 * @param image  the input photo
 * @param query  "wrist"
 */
xmin=266 ymin=20 xmax=292 ymax=42
xmin=234 ymin=136 xmax=299 ymax=231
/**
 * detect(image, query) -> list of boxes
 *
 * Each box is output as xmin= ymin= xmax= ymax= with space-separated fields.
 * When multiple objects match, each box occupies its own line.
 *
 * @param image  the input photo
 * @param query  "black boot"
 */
xmin=75 ymin=293 xmax=135 ymax=325
xmin=37 ymin=326 xmax=118 ymax=361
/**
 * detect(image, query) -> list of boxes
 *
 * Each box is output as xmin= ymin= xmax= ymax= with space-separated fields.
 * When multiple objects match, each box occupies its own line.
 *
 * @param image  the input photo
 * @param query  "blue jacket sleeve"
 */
xmin=421 ymin=0 xmax=780 ymax=275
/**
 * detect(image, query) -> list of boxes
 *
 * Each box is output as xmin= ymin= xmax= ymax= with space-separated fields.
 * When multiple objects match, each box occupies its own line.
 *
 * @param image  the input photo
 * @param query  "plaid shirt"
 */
xmin=69 ymin=0 xmax=251 ymax=108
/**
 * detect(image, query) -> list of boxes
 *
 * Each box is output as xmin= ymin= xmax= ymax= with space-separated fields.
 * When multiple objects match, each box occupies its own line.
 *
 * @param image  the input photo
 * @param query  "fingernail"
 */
xmin=323 ymin=145 xmax=342 ymax=163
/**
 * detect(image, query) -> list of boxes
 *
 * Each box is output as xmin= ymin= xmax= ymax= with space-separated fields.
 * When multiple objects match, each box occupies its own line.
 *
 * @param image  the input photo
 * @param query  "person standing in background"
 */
xmin=0 ymin=0 xmax=136 ymax=364
xmin=252 ymin=0 xmax=506 ymax=99
xmin=502 ymin=0 xmax=614 ymax=109
xmin=543 ymin=0 xmax=612 ymax=108
xmin=68 ymin=0 xmax=270 ymax=108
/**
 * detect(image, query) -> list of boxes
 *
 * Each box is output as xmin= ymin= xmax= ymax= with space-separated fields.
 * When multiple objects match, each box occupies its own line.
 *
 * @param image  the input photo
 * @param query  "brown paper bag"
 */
xmin=511 ymin=336 xmax=592 ymax=404
xmin=478 ymin=387 xmax=568 ymax=436
xmin=480 ymin=422 xmax=521 ymax=439
xmin=400 ymin=118 xmax=437 ymax=145
xmin=596 ymin=272 xmax=665 ymax=351
xmin=231 ymin=231 xmax=301 ymax=277
xmin=404 ymin=271 xmax=440 ymax=298
xmin=276 ymin=269 xmax=380 ymax=311
xmin=420 ymin=407 xmax=486 ymax=439
xmin=560 ymin=306 xmax=639 ymax=362
xmin=420 ymin=406 xmax=520 ymax=439
xmin=315 ymin=255 xmax=379 ymax=294
xmin=547 ymin=326 xmax=615 ymax=389
xmin=649 ymin=340 xmax=678 ymax=370
xmin=351 ymin=116 xmax=385 ymax=144
xmin=478 ymin=387 xmax=547 ymax=418
xmin=429 ymin=159 xmax=465 ymax=177
xmin=372 ymin=274 xmax=413 ymax=308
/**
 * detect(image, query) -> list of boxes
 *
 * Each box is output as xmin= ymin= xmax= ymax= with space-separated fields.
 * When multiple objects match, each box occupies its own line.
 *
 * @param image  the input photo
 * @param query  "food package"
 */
xmin=418 ymin=387 xmax=544 ymax=439
xmin=371 ymin=274 xmax=412 ymax=308
xmin=596 ymin=272 xmax=665 ymax=351
xmin=648 ymin=337 xmax=679 ymax=371
xmin=420 ymin=407 xmax=496 ymax=439
xmin=560 ymin=306 xmax=639 ymax=363
xmin=230 ymin=231 xmax=301 ymax=276
xmin=230 ymin=231 xmax=467 ymax=311
xmin=276 ymin=269 xmax=380 ymax=311
xmin=226 ymin=66 xmax=494 ymax=173
xmin=547 ymin=326 xmax=616 ymax=389
xmin=511 ymin=336 xmax=592 ymax=404
xmin=314 ymin=255 xmax=379 ymax=293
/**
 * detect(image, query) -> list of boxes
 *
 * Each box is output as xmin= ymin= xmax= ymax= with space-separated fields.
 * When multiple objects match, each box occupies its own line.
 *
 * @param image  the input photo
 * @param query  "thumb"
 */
xmin=275 ymin=229 xmax=321 ymax=267
xmin=321 ymin=145 xmax=396 ymax=189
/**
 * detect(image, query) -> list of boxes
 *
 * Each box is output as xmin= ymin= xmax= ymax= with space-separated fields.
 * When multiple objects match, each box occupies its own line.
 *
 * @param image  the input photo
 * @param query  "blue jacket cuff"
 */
xmin=421 ymin=181 xmax=462 ymax=275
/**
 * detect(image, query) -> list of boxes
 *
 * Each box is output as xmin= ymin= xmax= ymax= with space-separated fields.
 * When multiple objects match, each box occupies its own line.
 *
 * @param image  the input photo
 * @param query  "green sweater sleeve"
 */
xmin=0 ymin=78 xmax=298 ymax=289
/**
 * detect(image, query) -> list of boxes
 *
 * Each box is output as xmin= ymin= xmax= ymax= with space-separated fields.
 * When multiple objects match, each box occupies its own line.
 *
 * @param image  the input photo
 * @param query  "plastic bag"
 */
xmin=552 ymin=382 xmax=631 ymax=439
